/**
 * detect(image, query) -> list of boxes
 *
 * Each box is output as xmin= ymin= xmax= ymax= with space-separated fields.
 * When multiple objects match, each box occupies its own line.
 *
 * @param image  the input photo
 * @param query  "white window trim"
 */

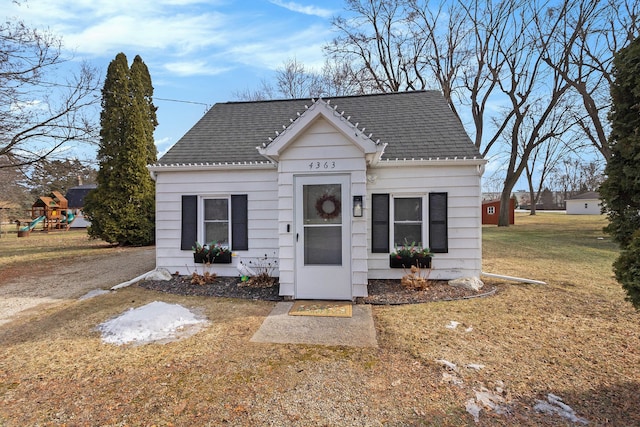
xmin=390 ymin=194 xmax=426 ymax=249
xmin=487 ymin=206 xmax=495 ymax=215
xmin=199 ymin=195 xmax=231 ymax=246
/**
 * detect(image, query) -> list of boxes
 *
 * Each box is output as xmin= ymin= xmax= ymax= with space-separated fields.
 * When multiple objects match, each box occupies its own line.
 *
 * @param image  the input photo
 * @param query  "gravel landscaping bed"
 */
xmin=137 ymin=274 xmax=496 ymax=304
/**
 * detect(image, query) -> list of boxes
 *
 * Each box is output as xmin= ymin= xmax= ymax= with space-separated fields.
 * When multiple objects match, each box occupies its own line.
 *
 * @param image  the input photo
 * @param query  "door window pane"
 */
xmin=394 ymin=197 xmax=422 ymax=246
xmin=303 ymin=184 xmax=342 ymax=225
xmin=304 ymin=226 xmax=342 ymax=265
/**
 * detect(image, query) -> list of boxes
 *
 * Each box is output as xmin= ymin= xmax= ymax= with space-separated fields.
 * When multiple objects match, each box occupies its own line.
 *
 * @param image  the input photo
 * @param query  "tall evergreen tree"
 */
xmin=130 ymin=55 xmax=158 ymax=165
xmin=600 ymin=36 xmax=640 ymax=309
xmin=84 ymin=53 xmax=157 ymax=246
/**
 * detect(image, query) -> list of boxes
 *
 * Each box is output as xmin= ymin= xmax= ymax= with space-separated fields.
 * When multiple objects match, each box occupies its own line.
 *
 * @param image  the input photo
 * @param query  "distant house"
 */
xmin=482 ymin=198 xmax=515 ymax=225
xmin=64 ymin=184 xmax=97 ymax=227
xmin=149 ymin=91 xmax=486 ymax=300
xmin=566 ymin=192 xmax=602 ymax=215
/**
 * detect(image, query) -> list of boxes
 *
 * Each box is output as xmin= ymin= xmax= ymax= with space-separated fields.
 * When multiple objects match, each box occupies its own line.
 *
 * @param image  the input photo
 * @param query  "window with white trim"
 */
xmin=487 ymin=206 xmax=495 ymax=215
xmin=393 ymin=197 xmax=423 ymax=246
xmin=203 ymin=198 xmax=229 ymax=245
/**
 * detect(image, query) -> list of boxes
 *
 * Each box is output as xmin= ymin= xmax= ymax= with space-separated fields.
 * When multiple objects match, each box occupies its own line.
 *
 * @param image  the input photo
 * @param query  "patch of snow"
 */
xmin=465 ymin=326 xmax=473 ymax=333
xmin=465 ymin=363 xmax=485 ymax=370
xmin=435 ymin=359 xmax=459 ymax=372
xmin=79 ymin=289 xmax=110 ymax=300
xmin=534 ymin=393 xmax=589 ymax=425
xmin=96 ymin=301 xmax=208 ymax=345
xmin=474 ymin=387 xmax=510 ymax=416
xmin=445 ymin=320 xmax=461 ymax=329
xmin=466 ymin=399 xmax=481 ymax=423
xmin=442 ymin=372 xmax=464 ymax=386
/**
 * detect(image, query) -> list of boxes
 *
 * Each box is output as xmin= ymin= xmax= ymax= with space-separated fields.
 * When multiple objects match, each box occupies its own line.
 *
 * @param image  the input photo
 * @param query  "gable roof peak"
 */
xmin=258 ymin=96 xmax=385 ymax=164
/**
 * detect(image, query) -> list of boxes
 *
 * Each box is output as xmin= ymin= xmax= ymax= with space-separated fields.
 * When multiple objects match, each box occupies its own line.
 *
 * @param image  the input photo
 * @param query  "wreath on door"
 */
xmin=315 ymin=193 xmax=341 ymax=220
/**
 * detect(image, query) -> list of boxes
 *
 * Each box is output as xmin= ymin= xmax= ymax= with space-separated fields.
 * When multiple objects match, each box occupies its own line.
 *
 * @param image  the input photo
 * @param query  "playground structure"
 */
xmin=17 ymin=191 xmax=76 ymax=237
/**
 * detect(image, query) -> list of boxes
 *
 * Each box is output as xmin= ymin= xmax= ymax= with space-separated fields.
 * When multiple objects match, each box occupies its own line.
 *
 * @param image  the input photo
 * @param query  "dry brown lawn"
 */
xmin=0 ymin=215 xmax=639 ymax=426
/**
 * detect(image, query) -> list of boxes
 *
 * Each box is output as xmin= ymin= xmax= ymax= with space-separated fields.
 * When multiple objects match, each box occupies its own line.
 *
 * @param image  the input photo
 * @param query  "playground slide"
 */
xmin=62 ymin=210 xmax=75 ymax=225
xmin=20 ymin=215 xmax=46 ymax=232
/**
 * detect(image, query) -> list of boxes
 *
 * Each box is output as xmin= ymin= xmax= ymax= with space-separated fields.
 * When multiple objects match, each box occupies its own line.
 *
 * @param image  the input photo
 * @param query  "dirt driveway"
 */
xmin=0 ymin=246 xmax=155 ymax=326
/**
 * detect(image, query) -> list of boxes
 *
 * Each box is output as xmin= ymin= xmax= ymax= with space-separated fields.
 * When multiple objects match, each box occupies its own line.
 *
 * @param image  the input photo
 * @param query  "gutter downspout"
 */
xmin=481 ymin=272 xmax=547 ymax=285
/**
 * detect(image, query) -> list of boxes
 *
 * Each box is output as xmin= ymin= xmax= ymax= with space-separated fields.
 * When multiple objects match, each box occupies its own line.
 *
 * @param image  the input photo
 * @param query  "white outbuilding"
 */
xmin=565 ymin=192 xmax=602 ymax=215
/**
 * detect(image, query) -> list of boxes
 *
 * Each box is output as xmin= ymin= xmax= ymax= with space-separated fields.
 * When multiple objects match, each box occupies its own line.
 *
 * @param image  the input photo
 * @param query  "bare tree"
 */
xmin=233 ymin=57 xmax=364 ymax=101
xmin=326 ymin=0 xmax=432 ymax=92
xmin=549 ymin=157 xmax=605 ymax=199
xmin=275 ymin=58 xmax=324 ymax=99
xmin=319 ymin=59 xmax=368 ymax=97
xmin=542 ymin=0 xmax=640 ymax=160
xmin=0 ymin=18 xmax=100 ymax=170
xmin=524 ymin=133 xmax=573 ymax=215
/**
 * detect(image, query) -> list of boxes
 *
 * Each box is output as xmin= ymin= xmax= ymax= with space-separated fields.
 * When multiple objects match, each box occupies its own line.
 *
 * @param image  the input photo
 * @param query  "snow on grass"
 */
xmin=97 ymin=301 xmax=208 ymax=345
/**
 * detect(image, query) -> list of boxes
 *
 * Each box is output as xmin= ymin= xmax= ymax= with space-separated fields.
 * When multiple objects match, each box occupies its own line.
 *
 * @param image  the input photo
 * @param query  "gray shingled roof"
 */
xmin=567 ymin=191 xmax=601 ymax=200
xmin=65 ymin=184 xmax=97 ymax=208
xmin=157 ymin=90 xmax=480 ymax=165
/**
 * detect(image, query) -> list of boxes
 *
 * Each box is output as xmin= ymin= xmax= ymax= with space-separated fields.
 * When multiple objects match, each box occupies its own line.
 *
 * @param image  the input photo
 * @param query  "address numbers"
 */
xmin=308 ymin=161 xmax=336 ymax=170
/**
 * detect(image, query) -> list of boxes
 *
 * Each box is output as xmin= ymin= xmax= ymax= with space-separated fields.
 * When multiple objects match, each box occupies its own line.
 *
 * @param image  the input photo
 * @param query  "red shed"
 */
xmin=482 ymin=198 xmax=515 ymax=225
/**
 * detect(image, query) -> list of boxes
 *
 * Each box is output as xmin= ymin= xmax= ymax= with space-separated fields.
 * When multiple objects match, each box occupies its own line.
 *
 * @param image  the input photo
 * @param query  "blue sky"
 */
xmin=8 ymin=0 xmax=346 ymax=159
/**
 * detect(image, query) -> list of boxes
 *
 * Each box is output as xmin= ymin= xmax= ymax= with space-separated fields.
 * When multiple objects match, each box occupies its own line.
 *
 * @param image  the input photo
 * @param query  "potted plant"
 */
xmin=193 ymin=242 xmax=232 ymax=264
xmin=390 ymin=241 xmax=432 ymax=269
xmin=208 ymin=242 xmax=232 ymax=264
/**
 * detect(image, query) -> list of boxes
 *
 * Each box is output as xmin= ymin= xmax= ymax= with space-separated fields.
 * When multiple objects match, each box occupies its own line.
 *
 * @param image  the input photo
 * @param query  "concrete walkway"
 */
xmin=250 ymin=302 xmax=378 ymax=347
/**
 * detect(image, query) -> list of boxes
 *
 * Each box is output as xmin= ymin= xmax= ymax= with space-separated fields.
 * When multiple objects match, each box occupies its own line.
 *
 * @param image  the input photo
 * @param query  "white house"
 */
xmin=149 ymin=91 xmax=486 ymax=300
xmin=566 ymin=191 xmax=602 ymax=215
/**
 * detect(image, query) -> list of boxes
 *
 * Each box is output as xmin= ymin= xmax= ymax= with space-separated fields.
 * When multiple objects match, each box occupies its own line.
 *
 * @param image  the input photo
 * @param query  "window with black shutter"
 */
xmin=180 ymin=194 xmax=249 ymax=251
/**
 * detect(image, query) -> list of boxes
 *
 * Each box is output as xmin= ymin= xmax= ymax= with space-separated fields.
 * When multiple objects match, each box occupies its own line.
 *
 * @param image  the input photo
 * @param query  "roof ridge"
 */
xmin=222 ymin=90 xmax=439 ymax=106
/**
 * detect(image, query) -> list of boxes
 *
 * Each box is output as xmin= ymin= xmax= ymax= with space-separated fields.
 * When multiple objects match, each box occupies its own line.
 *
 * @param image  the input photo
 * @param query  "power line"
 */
xmin=34 ymin=79 xmax=211 ymax=109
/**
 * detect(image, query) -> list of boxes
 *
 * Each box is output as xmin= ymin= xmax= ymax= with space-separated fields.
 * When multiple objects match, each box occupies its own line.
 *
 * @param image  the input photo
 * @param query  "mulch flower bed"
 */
xmin=138 ymin=275 xmax=496 ymax=305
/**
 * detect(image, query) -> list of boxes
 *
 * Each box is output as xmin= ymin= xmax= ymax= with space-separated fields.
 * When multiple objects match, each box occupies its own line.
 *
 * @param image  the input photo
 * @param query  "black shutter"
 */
xmin=181 ymin=195 xmax=197 ymax=250
xmin=371 ymin=193 xmax=390 ymax=253
xmin=231 ymin=194 xmax=248 ymax=251
xmin=429 ymin=192 xmax=448 ymax=253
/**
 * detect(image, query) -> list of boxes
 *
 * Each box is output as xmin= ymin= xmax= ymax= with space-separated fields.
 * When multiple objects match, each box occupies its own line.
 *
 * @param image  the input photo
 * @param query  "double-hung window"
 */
xmin=203 ymin=198 xmax=229 ymax=245
xmin=393 ymin=197 xmax=423 ymax=247
xmin=371 ymin=192 xmax=448 ymax=254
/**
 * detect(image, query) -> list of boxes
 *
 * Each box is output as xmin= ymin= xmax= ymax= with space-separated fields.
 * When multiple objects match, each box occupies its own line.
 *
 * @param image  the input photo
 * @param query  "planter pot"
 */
xmin=211 ymin=251 xmax=232 ymax=264
xmin=390 ymin=255 xmax=431 ymax=269
xmin=194 ymin=251 xmax=232 ymax=264
xmin=194 ymin=252 xmax=208 ymax=264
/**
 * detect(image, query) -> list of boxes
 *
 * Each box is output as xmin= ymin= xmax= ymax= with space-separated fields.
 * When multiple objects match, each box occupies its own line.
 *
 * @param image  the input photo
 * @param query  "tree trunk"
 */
xmin=498 ymin=173 xmax=519 ymax=226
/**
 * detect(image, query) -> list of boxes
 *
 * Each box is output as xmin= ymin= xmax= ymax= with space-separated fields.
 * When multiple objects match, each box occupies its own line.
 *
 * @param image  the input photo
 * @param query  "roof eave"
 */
xmin=148 ymin=162 xmax=277 ymax=173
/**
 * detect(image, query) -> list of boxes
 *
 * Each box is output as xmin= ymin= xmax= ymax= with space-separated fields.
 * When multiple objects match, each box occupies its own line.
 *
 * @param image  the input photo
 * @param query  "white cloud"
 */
xmin=9 ymin=0 xmax=228 ymax=57
xmin=62 ymin=14 xmax=228 ymax=56
xmin=164 ymin=61 xmax=231 ymax=77
xmin=269 ymin=0 xmax=334 ymax=18
xmin=223 ymin=24 xmax=332 ymax=70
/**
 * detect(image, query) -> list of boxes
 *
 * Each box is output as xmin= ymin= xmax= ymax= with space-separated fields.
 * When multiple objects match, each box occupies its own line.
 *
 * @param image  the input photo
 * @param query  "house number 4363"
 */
xmin=309 ymin=161 xmax=336 ymax=170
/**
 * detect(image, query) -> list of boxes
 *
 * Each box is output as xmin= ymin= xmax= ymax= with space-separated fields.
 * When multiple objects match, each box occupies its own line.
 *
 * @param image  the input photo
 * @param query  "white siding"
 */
xmin=366 ymin=163 xmax=483 ymax=280
xmin=154 ymin=168 xmax=278 ymax=276
xmin=566 ymin=199 xmax=602 ymax=215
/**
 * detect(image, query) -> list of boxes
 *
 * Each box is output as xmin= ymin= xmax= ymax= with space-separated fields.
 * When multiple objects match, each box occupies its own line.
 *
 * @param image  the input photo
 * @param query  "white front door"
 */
xmin=294 ymin=175 xmax=351 ymax=300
